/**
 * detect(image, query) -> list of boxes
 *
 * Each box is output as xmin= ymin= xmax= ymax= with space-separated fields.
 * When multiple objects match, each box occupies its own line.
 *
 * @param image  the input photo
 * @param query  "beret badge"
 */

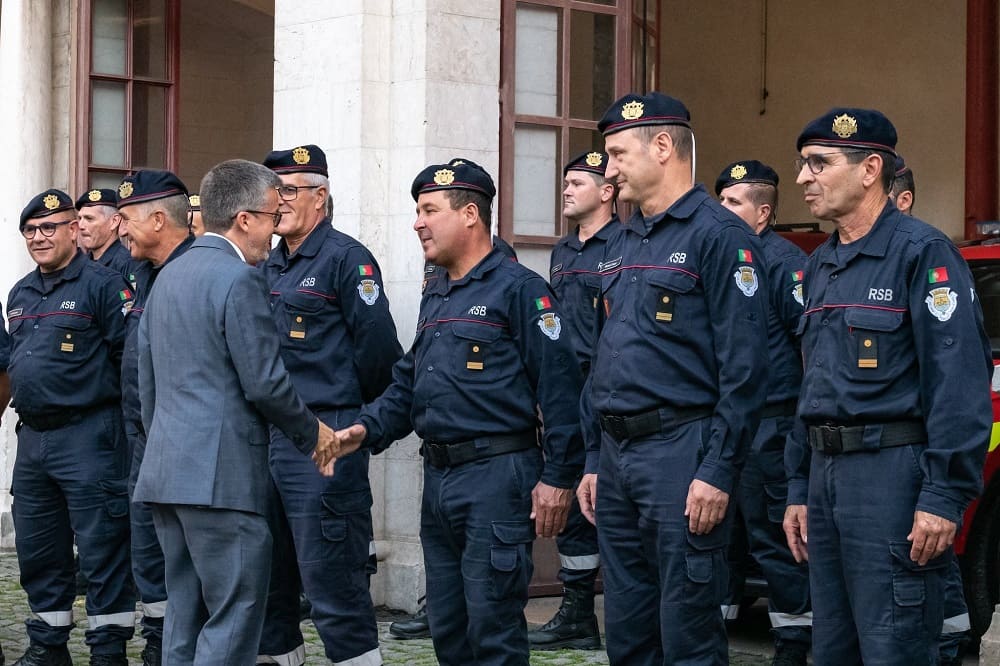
xmin=585 ymin=152 xmax=603 ymax=167
xmin=118 ymin=181 xmax=134 ymax=199
xmin=292 ymin=146 xmax=311 ymax=165
xmin=831 ymin=113 xmax=858 ymax=139
xmin=621 ymin=100 xmax=644 ymax=121
xmin=730 ymin=164 xmax=748 ymax=180
xmin=433 ymin=169 xmax=456 ymax=186
xmin=88 ymin=189 xmax=102 ymax=202
xmin=189 ymin=194 xmax=200 ymax=206
xmin=43 ymin=194 xmax=60 ymax=210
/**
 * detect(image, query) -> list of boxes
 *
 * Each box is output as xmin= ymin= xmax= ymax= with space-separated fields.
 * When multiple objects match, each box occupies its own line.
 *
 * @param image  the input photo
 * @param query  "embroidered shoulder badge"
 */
xmin=925 ymin=287 xmax=957 ymax=322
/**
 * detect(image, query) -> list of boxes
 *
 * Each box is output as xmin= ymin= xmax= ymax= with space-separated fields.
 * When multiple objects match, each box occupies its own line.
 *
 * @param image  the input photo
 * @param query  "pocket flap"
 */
xmin=686 ymin=526 xmax=727 ymax=552
xmin=646 ymin=269 xmax=697 ymax=293
xmin=492 ymin=520 xmax=534 ymax=545
xmin=283 ymin=291 xmax=325 ymax=313
xmin=452 ymin=321 xmax=503 ymax=343
xmin=844 ymin=308 xmax=904 ymax=332
xmin=888 ymin=540 xmax=949 ymax=572
xmin=51 ymin=315 xmax=91 ymax=330
xmin=321 ymin=488 xmax=373 ymax=516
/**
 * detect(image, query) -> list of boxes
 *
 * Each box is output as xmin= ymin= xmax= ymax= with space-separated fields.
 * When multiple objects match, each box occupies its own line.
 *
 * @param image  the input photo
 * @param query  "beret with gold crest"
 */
xmin=714 ymin=160 xmax=779 ymax=196
xmin=263 ymin=144 xmax=328 ymax=177
xmin=598 ymin=91 xmax=691 ymax=136
xmin=117 ymin=170 xmax=189 ymax=207
xmin=75 ymin=188 xmax=118 ymax=211
xmin=411 ymin=159 xmax=496 ymax=201
xmin=20 ymin=189 xmax=74 ymax=229
xmin=796 ymin=107 xmax=897 ymax=154
xmin=564 ymin=150 xmax=609 ymax=177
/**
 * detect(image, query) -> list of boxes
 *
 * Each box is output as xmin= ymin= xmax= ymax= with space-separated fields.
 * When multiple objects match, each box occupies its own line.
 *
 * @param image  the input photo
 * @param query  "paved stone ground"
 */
xmin=0 ymin=552 xmax=773 ymax=664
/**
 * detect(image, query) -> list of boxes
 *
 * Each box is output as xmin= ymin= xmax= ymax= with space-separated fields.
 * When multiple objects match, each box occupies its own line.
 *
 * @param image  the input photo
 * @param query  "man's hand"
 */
xmin=783 ymin=504 xmax=808 ymax=563
xmin=531 ymin=482 xmax=573 ymax=538
xmin=684 ymin=479 xmax=729 ymax=535
xmin=577 ymin=474 xmax=598 ymax=526
xmin=908 ymin=510 xmax=956 ymax=566
xmin=311 ymin=421 xmax=338 ymax=475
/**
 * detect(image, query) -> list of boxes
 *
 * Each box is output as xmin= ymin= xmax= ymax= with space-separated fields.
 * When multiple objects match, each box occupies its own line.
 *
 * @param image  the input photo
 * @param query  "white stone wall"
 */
xmin=273 ymin=0 xmax=501 ymax=610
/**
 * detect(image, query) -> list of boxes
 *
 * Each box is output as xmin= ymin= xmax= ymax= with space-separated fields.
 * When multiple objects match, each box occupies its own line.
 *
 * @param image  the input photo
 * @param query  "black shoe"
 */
xmin=388 ymin=597 xmax=431 ymax=639
xmin=141 ymin=640 xmax=162 ymax=666
xmin=89 ymin=655 xmax=127 ymax=666
xmin=528 ymin=586 xmax=601 ymax=651
xmin=12 ymin=643 xmax=71 ymax=666
xmin=771 ymin=641 xmax=809 ymax=666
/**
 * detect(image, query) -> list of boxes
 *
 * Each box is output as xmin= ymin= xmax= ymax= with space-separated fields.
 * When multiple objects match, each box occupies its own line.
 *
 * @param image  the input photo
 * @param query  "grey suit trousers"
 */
xmin=152 ymin=504 xmax=272 ymax=666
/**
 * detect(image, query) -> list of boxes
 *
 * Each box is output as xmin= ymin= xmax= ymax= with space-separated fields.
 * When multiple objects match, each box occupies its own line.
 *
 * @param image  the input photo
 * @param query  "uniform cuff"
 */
xmin=584 ymin=451 xmax=601 ymax=475
xmin=693 ymin=460 xmax=735 ymax=496
xmin=915 ymin=487 xmax=965 ymax=526
xmin=540 ymin=462 xmax=578 ymax=490
xmin=786 ymin=479 xmax=809 ymax=506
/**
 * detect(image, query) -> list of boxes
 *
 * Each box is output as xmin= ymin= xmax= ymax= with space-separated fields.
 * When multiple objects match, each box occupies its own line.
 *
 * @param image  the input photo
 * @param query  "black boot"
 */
xmin=771 ymin=640 xmax=809 ymax=666
xmin=12 ymin=643 xmax=71 ymax=666
xmin=89 ymin=655 xmax=127 ymax=666
xmin=141 ymin=638 xmax=162 ymax=666
xmin=388 ymin=597 xmax=431 ymax=639
xmin=527 ymin=585 xmax=601 ymax=650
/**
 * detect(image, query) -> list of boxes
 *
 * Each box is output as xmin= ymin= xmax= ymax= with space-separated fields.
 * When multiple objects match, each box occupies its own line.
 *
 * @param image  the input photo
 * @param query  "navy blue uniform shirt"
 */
xmin=549 ymin=217 xmax=618 ymax=375
xmin=359 ymin=247 xmax=585 ymax=489
xmin=263 ymin=220 xmax=403 ymax=408
xmin=583 ymin=185 xmax=769 ymax=493
xmin=121 ymin=235 xmax=194 ymax=432
xmin=7 ymin=250 xmax=131 ymax=414
xmin=94 ymin=239 xmax=135 ymax=284
xmin=787 ymin=203 xmax=993 ymax=522
xmin=757 ymin=226 xmax=807 ymax=404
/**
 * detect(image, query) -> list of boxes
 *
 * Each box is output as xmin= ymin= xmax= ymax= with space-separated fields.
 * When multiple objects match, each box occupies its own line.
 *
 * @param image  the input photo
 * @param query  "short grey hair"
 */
xmin=200 ymin=160 xmax=281 ymax=234
xmin=131 ymin=194 xmax=190 ymax=230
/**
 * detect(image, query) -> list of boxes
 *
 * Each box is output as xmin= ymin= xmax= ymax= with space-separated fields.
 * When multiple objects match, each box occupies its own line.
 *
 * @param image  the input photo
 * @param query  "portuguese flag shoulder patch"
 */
xmin=535 ymin=296 xmax=552 ymax=310
xmin=738 ymin=249 xmax=753 ymax=263
xmin=928 ymin=266 xmax=949 ymax=284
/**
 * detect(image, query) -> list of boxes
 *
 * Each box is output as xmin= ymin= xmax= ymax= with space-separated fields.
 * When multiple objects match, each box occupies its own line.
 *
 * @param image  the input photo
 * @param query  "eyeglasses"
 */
xmin=21 ymin=220 xmax=74 ymax=239
xmin=794 ymin=150 xmax=867 ymax=175
xmin=276 ymin=184 xmax=321 ymax=201
xmin=234 ymin=209 xmax=284 ymax=227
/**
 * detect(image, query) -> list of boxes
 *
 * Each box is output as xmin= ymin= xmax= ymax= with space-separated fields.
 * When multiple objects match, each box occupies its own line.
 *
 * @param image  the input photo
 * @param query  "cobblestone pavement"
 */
xmin=0 ymin=552 xmax=773 ymax=664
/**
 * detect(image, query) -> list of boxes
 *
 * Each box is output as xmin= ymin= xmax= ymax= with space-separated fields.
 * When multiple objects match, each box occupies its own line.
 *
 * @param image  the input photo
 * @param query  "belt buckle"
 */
xmin=818 ymin=425 xmax=842 ymax=454
xmin=603 ymin=415 xmax=627 ymax=441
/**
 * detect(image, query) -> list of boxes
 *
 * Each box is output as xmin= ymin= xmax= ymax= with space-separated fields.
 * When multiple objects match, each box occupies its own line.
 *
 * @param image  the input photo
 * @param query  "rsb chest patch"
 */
xmin=358 ymin=279 xmax=380 ymax=305
xmin=925 ymin=287 xmax=957 ymax=322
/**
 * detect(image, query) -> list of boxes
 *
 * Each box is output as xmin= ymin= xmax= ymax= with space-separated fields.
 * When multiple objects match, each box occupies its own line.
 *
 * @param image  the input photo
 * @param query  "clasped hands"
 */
xmin=310 ymin=422 xmax=366 ymax=476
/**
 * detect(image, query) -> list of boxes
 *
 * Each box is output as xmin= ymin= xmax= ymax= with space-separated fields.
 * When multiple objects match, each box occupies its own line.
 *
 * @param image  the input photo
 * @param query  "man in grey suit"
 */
xmin=135 ymin=159 xmax=338 ymax=665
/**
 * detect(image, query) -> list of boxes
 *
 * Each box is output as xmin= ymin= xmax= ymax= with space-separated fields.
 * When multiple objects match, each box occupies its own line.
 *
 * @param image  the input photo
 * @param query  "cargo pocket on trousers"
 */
xmin=685 ymin=529 xmax=727 ymax=608
xmin=489 ymin=520 xmax=534 ymax=601
xmin=320 ymin=488 xmax=373 ymax=564
xmin=890 ymin=540 xmax=946 ymax=639
xmin=763 ymin=481 xmax=789 ymax=524
xmin=100 ymin=479 xmax=130 ymax=519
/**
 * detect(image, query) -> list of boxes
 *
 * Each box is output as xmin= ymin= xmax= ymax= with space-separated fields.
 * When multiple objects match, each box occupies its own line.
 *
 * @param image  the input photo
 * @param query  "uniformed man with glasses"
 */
xmin=6 ymin=189 xmax=136 ymax=666
xmin=255 ymin=145 xmax=402 ymax=666
xmin=784 ymin=108 xmax=992 ymax=664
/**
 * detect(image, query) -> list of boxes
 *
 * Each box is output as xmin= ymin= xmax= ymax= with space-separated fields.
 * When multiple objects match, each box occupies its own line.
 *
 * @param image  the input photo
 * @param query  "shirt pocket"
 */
xmin=281 ymin=291 xmax=327 ymax=347
xmin=641 ymin=270 xmax=698 ymax=337
xmin=51 ymin=316 xmax=96 ymax=359
xmin=451 ymin=321 xmax=504 ymax=384
xmin=843 ymin=308 xmax=906 ymax=382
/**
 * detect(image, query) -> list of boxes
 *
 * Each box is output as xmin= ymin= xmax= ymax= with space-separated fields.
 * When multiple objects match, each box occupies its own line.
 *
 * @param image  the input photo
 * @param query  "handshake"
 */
xmin=310 ymin=422 xmax=368 ymax=476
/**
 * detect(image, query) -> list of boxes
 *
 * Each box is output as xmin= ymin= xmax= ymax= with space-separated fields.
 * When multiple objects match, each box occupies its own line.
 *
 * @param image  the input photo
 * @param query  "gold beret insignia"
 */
xmin=292 ymin=147 xmax=310 ymax=165
xmin=730 ymin=164 xmax=748 ymax=180
xmin=189 ymin=194 xmax=200 ymax=207
xmin=43 ymin=194 xmax=60 ymax=210
xmin=433 ymin=169 xmax=455 ymax=186
xmin=87 ymin=189 xmax=102 ymax=202
xmin=621 ymin=100 xmax=644 ymax=121
xmin=585 ymin=152 xmax=603 ymax=167
xmin=118 ymin=181 xmax=134 ymax=199
xmin=832 ymin=113 xmax=858 ymax=139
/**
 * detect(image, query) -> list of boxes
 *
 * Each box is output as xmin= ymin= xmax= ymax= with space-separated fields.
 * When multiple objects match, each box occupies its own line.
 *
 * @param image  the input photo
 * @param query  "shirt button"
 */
xmin=815 ymin=360 xmax=823 ymax=367
xmin=631 ymin=276 xmax=637 ymax=282
xmin=831 ymin=274 xmax=838 ymax=280
xmin=443 ymin=297 xmax=449 ymax=302
xmin=811 ymin=400 xmax=819 ymax=407
xmin=427 ymin=366 xmax=434 ymax=372
xmin=434 ymin=332 xmax=440 ymax=338
xmin=611 ymin=391 xmax=617 ymax=398
xmin=33 ymin=325 xmax=38 ymax=329
xmin=822 ymin=319 xmax=829 ymax=326
xmin=612 ymin=351 xmax=619 ymax=358
xmin=41 ymin=296 xmax=47 ymax=301
xmin=26 ymin=351 xmax=31 ymax=356
xmin=642 ymin=239 xmax=649 ymax=244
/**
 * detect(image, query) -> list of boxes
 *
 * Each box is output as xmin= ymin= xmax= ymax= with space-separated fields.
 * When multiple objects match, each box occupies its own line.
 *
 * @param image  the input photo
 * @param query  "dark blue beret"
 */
xmin=75 ymin=188 xmax=118 ymax=210
xmin=715 ymin=160 xmax=779 ymax=195
xmin=20 ymin=189 xmax=74 ymax=229
xmin=893 ymin=155 xmax=910 ymax=177
xmin=411 ymin=160 xmax=496 ymax=201
xmin=117 ymin=170 xmax=188 ymax=207
xmin=264 ymin=144 xmax=328 ymax=177
xmin=564 ymin=151 xmax=609 ymax=177
xmin=598 ymin=92 xmax=691 ymax=136
xmin=796 ymin=107 xmax=897 ymax=154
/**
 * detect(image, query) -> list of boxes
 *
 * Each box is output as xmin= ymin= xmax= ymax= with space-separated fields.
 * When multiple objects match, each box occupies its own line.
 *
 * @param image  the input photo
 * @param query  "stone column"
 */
xmin=272 ymin=0 xmax=501 ymax=610
xmin=0 ymin=0 xmax=54 ymax=546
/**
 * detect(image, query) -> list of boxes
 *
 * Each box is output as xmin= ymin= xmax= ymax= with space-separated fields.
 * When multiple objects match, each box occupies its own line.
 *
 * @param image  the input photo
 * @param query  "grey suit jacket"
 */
xmin=135 ymin=234 xmax=318 ymax=514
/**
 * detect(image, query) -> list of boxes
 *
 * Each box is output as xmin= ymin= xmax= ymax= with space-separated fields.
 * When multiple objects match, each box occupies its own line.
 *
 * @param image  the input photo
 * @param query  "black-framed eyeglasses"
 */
xmin=233 ymin=209 xmax=283 ymax=227
xmin=794 ymin=150 xmax=868 ymax=175
xmin=276 ymin=184 xmax=321 ymax=201
xmin=21 ymin=220 xmax=74 ymax=239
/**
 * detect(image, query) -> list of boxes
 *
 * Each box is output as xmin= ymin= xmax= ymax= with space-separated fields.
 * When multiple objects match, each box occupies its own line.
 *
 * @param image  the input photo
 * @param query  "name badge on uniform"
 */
xmin=858 ymin=336 xmax=878 ymax=368
xmin=290 ymin=315 xmax=306 ymax=340
xmin=654 ymin=289 xmax=675 ymax=322
xmin=466 ymin=343 xmax=484 ymax=370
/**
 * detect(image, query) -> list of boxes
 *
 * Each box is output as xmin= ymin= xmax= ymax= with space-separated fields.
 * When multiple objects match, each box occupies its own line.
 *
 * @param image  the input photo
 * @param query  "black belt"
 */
xmin=761 ymin=398 xmax=798 ymax=419
xmin=421 ymin=431 xmax=538 ymax=468
xmin=599 ymin=405 xmax=714 ymax=442
xmin=17 ymin=404 xmax=108 ymax=432
xmin=807 ymin=420 xmax=927 ymax=455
